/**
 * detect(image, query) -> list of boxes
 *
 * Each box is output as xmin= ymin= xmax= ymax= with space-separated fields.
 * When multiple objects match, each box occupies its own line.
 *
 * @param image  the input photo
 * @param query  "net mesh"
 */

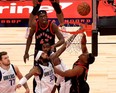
xmin=62 ymin=26 xmax=83 ymax=55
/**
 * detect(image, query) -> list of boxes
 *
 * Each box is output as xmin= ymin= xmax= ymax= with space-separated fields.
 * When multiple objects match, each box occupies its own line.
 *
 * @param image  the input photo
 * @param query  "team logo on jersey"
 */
xmin=46 ymin=29 xmax=49 ymax=32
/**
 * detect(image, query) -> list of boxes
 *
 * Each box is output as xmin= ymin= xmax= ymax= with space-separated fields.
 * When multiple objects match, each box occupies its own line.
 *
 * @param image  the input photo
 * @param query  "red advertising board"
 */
xmin=0 ymin=0 xmax=116 ymax=29
xmin=0 ymin=0 xmax=92 ymax=19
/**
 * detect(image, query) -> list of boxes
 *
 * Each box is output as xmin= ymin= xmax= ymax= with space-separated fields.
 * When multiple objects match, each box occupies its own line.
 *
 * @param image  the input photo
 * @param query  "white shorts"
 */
xmin=59 ymin=80 xmax=71 ymax=93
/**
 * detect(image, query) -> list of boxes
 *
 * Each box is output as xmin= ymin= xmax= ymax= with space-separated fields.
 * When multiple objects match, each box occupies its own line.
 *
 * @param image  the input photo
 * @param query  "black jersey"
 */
xmin=35 ymin=20 xmax=55 ymax=51
xmin=70 ymin=60 xmax=89 ymax=93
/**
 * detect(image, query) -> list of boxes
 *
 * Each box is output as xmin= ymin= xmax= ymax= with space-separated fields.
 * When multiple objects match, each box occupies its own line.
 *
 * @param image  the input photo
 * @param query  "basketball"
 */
xmin=77 ymin=2 xmax=91 ymax=16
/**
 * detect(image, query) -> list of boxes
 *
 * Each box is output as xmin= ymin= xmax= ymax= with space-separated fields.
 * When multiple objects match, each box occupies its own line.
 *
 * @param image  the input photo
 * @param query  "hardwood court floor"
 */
xmin=0 ymin=27 xmax=116 ymax=93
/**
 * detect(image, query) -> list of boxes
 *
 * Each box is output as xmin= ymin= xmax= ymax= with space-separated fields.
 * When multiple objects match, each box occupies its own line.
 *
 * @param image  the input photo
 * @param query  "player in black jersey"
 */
xmin=24 ymin=10 xmax=64 ymax=64
xmin=54 ymin=33 xmax=95 ymax=93
xmin=23 ymin=10 xmax=64 ymax=93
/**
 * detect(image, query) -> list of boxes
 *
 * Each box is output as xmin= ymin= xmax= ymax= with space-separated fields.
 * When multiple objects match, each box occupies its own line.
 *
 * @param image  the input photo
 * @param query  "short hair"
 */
xmin=87 ymin=53 xmax=95 ymax=64
xmin=36 ymin=10 xmax=47 ymax=16
xmin=0 ymin=51 xmax=7 ymax=60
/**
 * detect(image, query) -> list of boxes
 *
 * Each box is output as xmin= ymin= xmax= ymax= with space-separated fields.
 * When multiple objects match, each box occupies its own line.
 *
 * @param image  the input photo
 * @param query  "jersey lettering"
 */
xmin=3 ymin=74 xmax=15 ymax=80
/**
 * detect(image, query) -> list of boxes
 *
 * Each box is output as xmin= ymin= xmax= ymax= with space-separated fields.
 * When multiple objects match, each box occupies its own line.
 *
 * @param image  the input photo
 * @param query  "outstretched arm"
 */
xmin=50 ymin=33 xmax=77 ymax=60
xmin=81 ymin=33 xmax=88 ymax=53
xmin=24 ymin=25 xmax=36 ymax=63
xmin=14 ymin=65 xmax=30 ymax=93
xmin=15 ymin=66 xmax=40 ymax=90
xmin=54 ymin=65 xmax=84 ymax=77
xmin=51 ymin=23 xmax=65 ymax=51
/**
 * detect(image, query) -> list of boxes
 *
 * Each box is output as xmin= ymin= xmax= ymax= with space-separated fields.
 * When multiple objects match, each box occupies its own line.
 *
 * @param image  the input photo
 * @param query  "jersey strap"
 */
xmin=37 ymin=65 xmax=43 ymax=80
xmin=11 ymin=64 xmax=17 ymax=75
xmin=0 ymin=70 xmax=2 ymax=81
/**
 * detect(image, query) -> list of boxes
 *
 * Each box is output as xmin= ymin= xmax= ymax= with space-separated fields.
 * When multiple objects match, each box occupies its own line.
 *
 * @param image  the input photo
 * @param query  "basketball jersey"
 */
xmin=34 ymin=62 xmax=55 ymax=93
xmin=35 ymin=21 xmax=55 ymax=51
xmin=73 ymin=60 xmax=89 ymax=82
xmin=70 ymin=60 xmax=89 ymax=93
xmin=0 ymin=64 xmax=16 ymax=93
xmin=55 ymin=61 xmax=71 ymax=93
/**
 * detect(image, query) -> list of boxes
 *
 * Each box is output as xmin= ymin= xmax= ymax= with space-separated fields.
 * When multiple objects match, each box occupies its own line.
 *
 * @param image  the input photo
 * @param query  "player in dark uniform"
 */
xmin=54 ymin=33 xmax=95 ymax=93
xmin=23 ymin=10 xmax=64 ymax=93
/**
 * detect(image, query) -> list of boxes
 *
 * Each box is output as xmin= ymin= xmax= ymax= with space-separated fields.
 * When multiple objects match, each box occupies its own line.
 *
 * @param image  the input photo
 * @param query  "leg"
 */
xmin=29 ymin=0 xmax=42 ymax=27
xmin=50 ymin=0 xmax=68 ymax=37
xmin=50 ymin=0 xmax=64 ymax=26
xmin=26 ymin=0 xmax=42 ymax=39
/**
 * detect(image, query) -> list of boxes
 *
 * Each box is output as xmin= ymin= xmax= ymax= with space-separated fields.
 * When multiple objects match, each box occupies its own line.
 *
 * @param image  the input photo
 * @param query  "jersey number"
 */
xmin=9 ymin=79 xmax=15 ymax=86
xmin=50 ymin=74 xmax=54 ymax=82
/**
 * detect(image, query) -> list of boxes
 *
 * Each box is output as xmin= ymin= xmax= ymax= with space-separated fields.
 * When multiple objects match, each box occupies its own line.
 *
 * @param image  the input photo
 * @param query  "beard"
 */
xmin=41 ymin=57 xmax=50 ymax=63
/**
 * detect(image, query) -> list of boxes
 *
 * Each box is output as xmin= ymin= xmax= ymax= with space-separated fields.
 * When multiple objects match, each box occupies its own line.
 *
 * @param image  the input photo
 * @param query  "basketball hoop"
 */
xmin=59 ymin=23 xmax=89 ymax=55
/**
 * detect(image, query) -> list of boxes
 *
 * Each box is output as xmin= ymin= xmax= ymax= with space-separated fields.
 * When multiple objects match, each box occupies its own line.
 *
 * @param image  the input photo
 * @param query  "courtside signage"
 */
xmin=0 ymin=1 xmax=92 ymax=28
xmin=0 ymin=1 xmax=92 ymax=18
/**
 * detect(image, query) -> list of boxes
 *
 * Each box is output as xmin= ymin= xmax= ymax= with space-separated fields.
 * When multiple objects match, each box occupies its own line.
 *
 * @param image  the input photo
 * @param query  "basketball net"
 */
xmin=59 ymin=23 xmax=87 ymax=55
xmin=66 ymin=32 xmax=83 ymax=55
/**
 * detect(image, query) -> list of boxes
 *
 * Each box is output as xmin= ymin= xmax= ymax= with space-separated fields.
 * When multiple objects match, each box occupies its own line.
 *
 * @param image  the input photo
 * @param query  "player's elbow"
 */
xmin=61 ymin=38 xmax=65 ymax=44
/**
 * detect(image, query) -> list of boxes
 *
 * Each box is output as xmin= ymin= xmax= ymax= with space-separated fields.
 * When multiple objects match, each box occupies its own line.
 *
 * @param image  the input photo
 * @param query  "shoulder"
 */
xmin=73 ymin=64 xmax=85 ymax=76
xmin=51 ymin=22 xmax=59 ymax=31
xmin=30 ymin=20 xmax=37 ymax=31
xmin=12 ymin=65 xmax=19 ymax=70
xmin=53 ymin=57 xmax=61 ymax=66
xmin=30 ymin=66 xmax=41 ymax=75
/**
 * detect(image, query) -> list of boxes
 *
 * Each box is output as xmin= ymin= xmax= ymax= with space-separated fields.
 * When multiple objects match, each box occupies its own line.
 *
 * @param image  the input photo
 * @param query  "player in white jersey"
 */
xmin=34 ymin=62 xmax=55 ymax=93
xmin=0 ymin=51 xmax=30 ymax=93
xmin=16 ymin=50 xmax=55 ymax=93
xmin=42 ymin=43 xmax=71 ymax=93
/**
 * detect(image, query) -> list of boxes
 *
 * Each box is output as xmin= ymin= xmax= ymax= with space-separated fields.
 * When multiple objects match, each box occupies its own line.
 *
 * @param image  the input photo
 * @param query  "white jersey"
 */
xmin=55 ymin=60 xmax=71 ymax=93
xmin=0 ymin=64 xmax=16 ymax=93
xmin=34 ymin=62 xmax=55 ymax=93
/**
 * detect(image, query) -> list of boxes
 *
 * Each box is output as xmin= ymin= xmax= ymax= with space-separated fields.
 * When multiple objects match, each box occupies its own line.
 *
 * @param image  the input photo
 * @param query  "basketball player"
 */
xmin=42 ymin=43 xmax=71 ymax=93
xmin=0 ymin=51 xmax=30 ymax=93
xmin=29 ymin=0 xmax=65 ymax=30
xmin=54 ymin=33 xmax=95 ymax=93
xmin=17 ymin=50 xmax=56 ymax=93
xmin=24 ymin=10 xmax=65 ymax=93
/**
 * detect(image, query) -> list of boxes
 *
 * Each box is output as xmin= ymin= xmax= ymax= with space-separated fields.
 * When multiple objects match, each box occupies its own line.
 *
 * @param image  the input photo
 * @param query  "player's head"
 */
xmin=36 ymin=10 xmax=48 ymax=24
xmin=35 ymin=50 xmax=49 ymax=63
xmin=79 ymin=53 xmax=95 ymax=65
xmin=42 ymin=43 xmax=52 ymax=56
xmin=0 ymin=51 xmax=10 ymax=66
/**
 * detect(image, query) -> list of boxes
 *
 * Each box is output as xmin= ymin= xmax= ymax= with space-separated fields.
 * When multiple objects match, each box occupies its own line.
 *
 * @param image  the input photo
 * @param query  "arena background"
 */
xmin=0 ymin=0 xmax=116 ymax=93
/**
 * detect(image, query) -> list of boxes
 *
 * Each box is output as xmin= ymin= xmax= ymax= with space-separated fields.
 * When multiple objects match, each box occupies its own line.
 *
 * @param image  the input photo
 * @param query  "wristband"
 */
xmin=18 ymin=77 xmax=27 ymax=86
